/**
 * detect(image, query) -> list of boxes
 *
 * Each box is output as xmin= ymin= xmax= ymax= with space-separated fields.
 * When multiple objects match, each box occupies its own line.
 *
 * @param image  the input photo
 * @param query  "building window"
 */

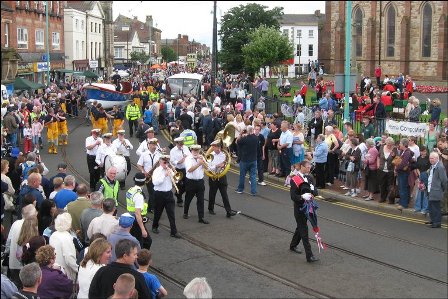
xmin=98 ymin=24 xmax=101 ymax=34
xmin=75 ymin=19 xmax=79 ymax=30
xmin=49 ymin=1 xmax=52 ymax=12
xmin=91 ymin=42 xmax=93 ymax=59
xmin=95 ymin=23 xmax=97 ymax=33
xmin=354 ymin=7 xmax=363 ymax=57
xmin=55 ymin=1 xmax=59 ymax=15
xmin=296 ymin=44 xmax=301 ymax=56
xmin=52 ymin=32 xmax=60 ymax=50
xmin=76 ymin=40 xmax=79 ymax=59
xmin=81 ymin=20 xmax=84 ymax=31
xmin=297 ymin=29 xmax=302 ymax=38
xmin=308 ymin=44 xmax=314 ymax=56
xmin=4 ymin=23 xmax=9 ymax=48
xmin=282 ymin=29 xmax=289 ymax=36
xmin=422 ymin=2 xmax=432 ymax=57
xmin=35 ymin=29 xmax=44 ymax=49
xmin=308 ymin=30 xmax=314 ymax=38
xmin=94 ymin=42 xmax=97 ymax=58
xmin=114 ymin=47 xmax=123 ymax=58
xmin=17 ymin=28 xmax=28 ymax=49
xmin=99 ymin=42 xmax=101 ymax=58
xmin=82 ymin=41 xmax=85 ymax=57
xmin=386 ymin=5 xmax=396 ymax=57
xmin=91 ymin=22 xmax=93 ymax=33
xmin=34 ymin=1 xmax=38 ymax=10
xmin=16 ymin=1 xmax=20 ymax=8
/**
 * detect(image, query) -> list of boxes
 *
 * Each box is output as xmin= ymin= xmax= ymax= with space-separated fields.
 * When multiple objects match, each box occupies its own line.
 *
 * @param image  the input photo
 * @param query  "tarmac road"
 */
xmin=34 ymin=116 xmax=447 ymax=298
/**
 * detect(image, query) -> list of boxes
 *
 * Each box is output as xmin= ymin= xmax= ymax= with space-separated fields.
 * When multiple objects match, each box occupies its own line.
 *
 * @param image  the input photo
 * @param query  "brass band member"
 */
xmin=85 ymin=128 xmax=103 ymax=191
xmin=95 ymin=133 xmax=117 ymax=178
xmin=151 ymin=155 xmax=181 ymax=238
xmin=112 ymin=130 xmax=133 ymax=189
xmin=183 ymin=144 xmax=209 ymax=224
xmin=169 ymin=137 xmax=191 ymax=207
xmin=136 ymin=127 xmax=155 ymax=157
xmin=137 ymin=138 xmax=161 ymax=213
xmin=207 ymin=140 xmax=238 ymax=218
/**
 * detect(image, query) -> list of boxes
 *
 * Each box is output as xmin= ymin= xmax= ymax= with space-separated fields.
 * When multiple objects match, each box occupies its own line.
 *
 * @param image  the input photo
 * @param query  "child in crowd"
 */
xmin=136 ymin=249 xmax=167 ymax=298
xmin=31 ymin=117 xmax=43 ymax=153
xmin=23 ymin=121 xmax=33 ymax=154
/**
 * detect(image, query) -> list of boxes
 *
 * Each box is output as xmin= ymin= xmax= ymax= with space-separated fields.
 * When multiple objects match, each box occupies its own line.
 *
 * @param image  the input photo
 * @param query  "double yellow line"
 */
xmin=161 ymin=129 xmax=447 ymax=228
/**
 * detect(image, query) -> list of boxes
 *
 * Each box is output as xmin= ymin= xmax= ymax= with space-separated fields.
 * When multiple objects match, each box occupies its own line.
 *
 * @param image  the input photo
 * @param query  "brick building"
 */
xmin=163 ymin=34 xmax=210 ymax=61
xmin=319 ymin=1 xmax=447 ymax=81
xmin=1 ymin=1 xmax=65 ymax=85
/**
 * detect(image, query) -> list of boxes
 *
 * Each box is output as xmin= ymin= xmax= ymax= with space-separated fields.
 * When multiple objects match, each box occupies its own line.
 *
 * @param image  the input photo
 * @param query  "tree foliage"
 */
xmin=161 ymin=46 xmax=178 ymax=63
xmin=219 ymin=3 xmax=283 ymax=74
xmin=242 ymin=25 xmax=293 ymax=75
xmin=130 ymin=51 xmax=149 ymax=64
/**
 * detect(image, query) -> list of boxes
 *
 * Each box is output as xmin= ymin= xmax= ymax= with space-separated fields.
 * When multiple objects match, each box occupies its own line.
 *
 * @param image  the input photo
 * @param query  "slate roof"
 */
xmin=280 ymin=14 xmax=325 ymax=25
xmin=1 ymin=2 xmax=13 ymax=11
xmin=65 ymin=1 xmax=94 ymax=12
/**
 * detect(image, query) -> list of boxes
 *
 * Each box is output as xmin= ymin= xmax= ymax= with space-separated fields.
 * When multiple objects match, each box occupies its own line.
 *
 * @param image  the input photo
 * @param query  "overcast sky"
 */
xmin=113 ymin=1 xmax=325 ymax=47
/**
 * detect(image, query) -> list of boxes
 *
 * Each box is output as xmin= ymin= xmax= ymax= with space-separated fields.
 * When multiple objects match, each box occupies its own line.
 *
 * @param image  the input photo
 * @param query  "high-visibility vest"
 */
xmin=183 ymin=130 xmax=196 ymax=148
xmin=126 ymin=186 xmax=148 ymax=215
xmin=99 ymin=178 xmax=119 ymax=205
xmin=126 ymin=104 xmax=140 ymax=120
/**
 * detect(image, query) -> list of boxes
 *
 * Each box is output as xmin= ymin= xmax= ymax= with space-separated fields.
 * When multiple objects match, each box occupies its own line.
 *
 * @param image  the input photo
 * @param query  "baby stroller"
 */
xmin=279 ymin=79 xmax=292 ymax=97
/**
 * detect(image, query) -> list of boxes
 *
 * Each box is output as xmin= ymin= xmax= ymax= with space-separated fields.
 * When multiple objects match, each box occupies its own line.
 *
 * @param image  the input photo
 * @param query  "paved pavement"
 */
xmin=29 ymin=116 xmax=448 ymax=298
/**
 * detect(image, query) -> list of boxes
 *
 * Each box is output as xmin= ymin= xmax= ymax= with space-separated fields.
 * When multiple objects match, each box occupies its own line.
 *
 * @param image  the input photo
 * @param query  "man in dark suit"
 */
xmin=426 ymin=152 xmax=448 ymax=228
xmin=307 ymin=110 xmax=323 ymax=148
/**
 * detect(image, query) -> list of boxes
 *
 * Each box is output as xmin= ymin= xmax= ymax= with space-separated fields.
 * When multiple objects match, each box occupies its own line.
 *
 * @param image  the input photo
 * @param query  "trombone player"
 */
xmin=137 ymin=138 xmax=161 ymax=213
xmin=151 ymin=155 xmax=181 ymax=238
xmin=207 ymin=140 xmax=238 ymax=218
xmin=112 ymin=129 xmax=133 ymax=189
xmin=169 ymin=137 xmax=191 ymax=207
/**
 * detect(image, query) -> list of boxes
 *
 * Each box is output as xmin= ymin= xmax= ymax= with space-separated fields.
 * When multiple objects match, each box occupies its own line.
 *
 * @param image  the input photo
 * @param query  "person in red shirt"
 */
xmin=374 ymin=65 xmax=382 ymax=88
xmin=405 ymin=75 xmax=414 ymax=98
xmin=381 ymin=91 xmax=393 ymax=107
xmin=299 ymin=81 xmax=307 ymax=102
xmin=383 ymin=82 xmax=396 ymax=93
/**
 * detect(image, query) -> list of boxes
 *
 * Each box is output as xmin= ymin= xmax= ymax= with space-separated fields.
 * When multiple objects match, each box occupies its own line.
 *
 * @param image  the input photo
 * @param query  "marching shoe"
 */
xmin=290 ymin=246 xmax=302 ymax=254
xmin=307 ymin=256 xmax=319 ymax=263
xmin=177 ymin=202 xmax=184 ymax=207
xmin=226 ymin=211 xmax=238 ymax=218
xmin=198 ymin=219 xmax=210 ymax=224
xmin=424 ymin=221 xmax=432 ymax=225
xmin=152 ymin=228 xmax=159 ymax=234
xmin=183 ymin=214 xmax=189 ymax=219
xmin=208 ymin=210 xmax=216 ymax=215
xmin=430 ymin=224 xmax=441 ymax=228
xmin=171 ymin=233 xmax=182 ymax=238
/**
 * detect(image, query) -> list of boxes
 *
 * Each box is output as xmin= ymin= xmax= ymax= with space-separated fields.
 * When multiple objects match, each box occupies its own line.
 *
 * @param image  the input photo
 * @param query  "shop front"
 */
xmin=17 ymin=62 xmax=35 ymax=82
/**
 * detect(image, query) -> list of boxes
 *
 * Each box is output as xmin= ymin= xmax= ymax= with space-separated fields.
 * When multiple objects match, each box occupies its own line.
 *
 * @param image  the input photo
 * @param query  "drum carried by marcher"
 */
xmin=104 ymin=154 xmax=128 ymax=182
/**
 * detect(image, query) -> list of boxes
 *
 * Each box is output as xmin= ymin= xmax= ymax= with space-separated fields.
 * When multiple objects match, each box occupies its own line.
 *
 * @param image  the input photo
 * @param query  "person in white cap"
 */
xmin=136 ymin=127 xmax=155 ymax=157
xmin=169 ymin=137 xmax=191 ymax=207
xmin=112 ymin=130 xmax=133 ymax=189
xmin=183 ymin=144 xmax=209 ymax=224
xmin=85 ymin=129 xmax=103 ymax=191
xmin=137 ymin=138 xmax=161 ymax=213
xmin=95 ymin=133 xmax=117 ymax=178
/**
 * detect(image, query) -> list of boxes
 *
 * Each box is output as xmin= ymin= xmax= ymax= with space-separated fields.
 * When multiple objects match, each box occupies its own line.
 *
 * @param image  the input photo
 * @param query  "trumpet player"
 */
xmin=85 ymin=128 xmax=102 ymax=191
xmin=136 ymin=127 xmax=155 ymax=156
xmin=169 ymin=137 xmax=191 ymax=207
xmin=95 ymin=133 xmax=118 ymax=178
xmin=151 ymin=155 xmax=181 ymax=238
xmin=137 ymin=138 xmax=161 ymax=213
xmin=183 ymin=144 xmax=209 ymax=224
xmin=112 ymin=130 xmax=133 ymax=189
xmin=207 ymin=140 xmax=238 ymax=218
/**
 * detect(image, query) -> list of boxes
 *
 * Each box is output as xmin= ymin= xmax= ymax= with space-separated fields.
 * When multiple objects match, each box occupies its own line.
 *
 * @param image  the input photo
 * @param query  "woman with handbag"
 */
xmin=377 ymin=137 xmax=398 ymax=203
xmin=362 ymin=138 xmax=379 ymax=201
xmin=344 ymin=138 xmax=361 ymax=197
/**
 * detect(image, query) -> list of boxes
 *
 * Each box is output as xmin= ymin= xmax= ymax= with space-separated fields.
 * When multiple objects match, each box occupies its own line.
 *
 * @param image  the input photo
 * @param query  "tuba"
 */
xmin=204 ymin=123 xmax=235 ymax=180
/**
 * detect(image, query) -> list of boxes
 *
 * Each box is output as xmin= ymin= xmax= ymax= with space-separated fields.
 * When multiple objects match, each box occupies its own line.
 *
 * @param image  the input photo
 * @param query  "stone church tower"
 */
xmin=100 ymin=1 xmax=114 ymax=76
xmin=319 ymin=1 xmax=447 ymax=80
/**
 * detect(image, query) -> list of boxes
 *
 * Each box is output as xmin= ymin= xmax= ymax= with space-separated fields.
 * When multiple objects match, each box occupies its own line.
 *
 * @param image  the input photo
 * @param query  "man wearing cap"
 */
xmin=137 ymin=138 xmax=161 ymax=213
xmin=126 ymin=173 xmax=152 ymax=248
xmin=207 ymin=140 xmax=238 ymax=218
xmin=135 ymin=118 xmax=150 ymax=143
xmin=184 ymin=144 xmax=209 ymax=224
xmin=85 ymin=128 xmax=103 ymax=191
xmin=169 ymin=137 xmax=191 ymax=207
xmin=112 ymin=129 xmax=133 ymax=186
xmin=136 ymin=127 xmax=155 ymax=157
xmin=125 ymin=100 xmax=142 ymax=138
xmin=95 ymin=133 xmax=117 ymax=177
xmin=44 ymin=107 xmax=59 ymax=154
xmin=107 ymin=214 xmax=141 ymax=261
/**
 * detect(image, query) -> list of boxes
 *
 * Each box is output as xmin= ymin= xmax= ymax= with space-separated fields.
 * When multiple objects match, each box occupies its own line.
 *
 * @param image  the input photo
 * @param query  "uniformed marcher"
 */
xmin=95 ymin=105 xmax=112 ymax=135
xmin=151 ymin=155 xmax=181 ymax=238
xmin=56 ymin=108 xmax=68 ymax=145
xmin=126 ymin=172 xmax=152 ymax=249
xmin=44 ymin=107 xmax=59 ymax=154
xmin=183 ymin=144 xmax=209 ymax=224
xmin=112 ymin=130 xmax=133 ymax=189
xmin=85 ymin=128 xmax=102 ymax=190
xmin=136 ymin=127 xmax=155 ymax=157
xmin=137 ymin=138 xmax=161 ymax=213
xmin=95 ymin=133 xmax=117 ymax=178
xmin=289 ymin=160 xmax=319 ymax=263
xmin=125 ymin=100 xmax=142 ymax=137
xmin=207 ymin=140 xmax=238 ymax=218
xmin=96 ymin=166 xmax=120 ymax=210
xmin=169 ymin=137 xmax=191 ymax=207
xmin=110 ymin=105 xmax=125 ymax=137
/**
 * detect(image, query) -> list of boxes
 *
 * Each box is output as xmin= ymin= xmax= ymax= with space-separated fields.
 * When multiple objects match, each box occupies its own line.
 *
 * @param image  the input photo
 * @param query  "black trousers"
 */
xmin=87 ymin=154 xmax=100 ymax=190
xmin=280 ymin=148 xmax=292 ymax=176
xmin=184 ymin=178 xmax=205 ymax=219
xmin=145 ymin=181 xmax=155 ymax=211
xmin=130 ymin=218 xmax=152 ymax=249
xmin=208 ymin=176 xmax=231 ymax=213
xmin=429 ymin=201 xmax=442 ymax=226
xmin=153 ymin=190 xmax=177 ymax=235
xmin=315 ymin=162 xmax=326 ymax=188
xmin=290 ymin=203 xmax=313 ymax=260
xmin=175 ymin=168 xmax=186 ymax=203
xmin=257 ymin=157 xmax=264 ymax=182
xmin=326 ymin=152 xmax=338 ymax=184
xmin=128 ymin=119 xmax=138 ymax=137
xmin=378 ymin=171 xmax=394 ymax=203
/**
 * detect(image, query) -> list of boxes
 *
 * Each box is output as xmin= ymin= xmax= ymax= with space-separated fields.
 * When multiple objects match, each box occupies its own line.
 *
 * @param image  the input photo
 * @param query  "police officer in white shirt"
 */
xmin=151 ymin=155 xmax=181 ymax=238
xmin=207 ymin=140 xmax=238 ymax=218
xmin=95 ymin=133 xmax=118 ymax=177
xmin=137 ymin=138 xmax=161 ymax=212
xmin=184 ymin=144 xmax=209 ymax=224
xmin=169 ymin=137 xmax=191 ymax=207
xmin=85 ymin=128 xmax=103 ymax=191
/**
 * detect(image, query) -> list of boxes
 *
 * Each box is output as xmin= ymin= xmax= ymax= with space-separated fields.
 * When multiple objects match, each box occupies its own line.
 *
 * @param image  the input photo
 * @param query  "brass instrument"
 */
xmin=166 ymin=162 xmax=183 ymax=194
xmin=121 ymin=140 xmax=131 ymax=150
xmin=144 ymin=160 xmax=160 ymax=184
xmin=204 ymin=123 xmax=235 ymax=180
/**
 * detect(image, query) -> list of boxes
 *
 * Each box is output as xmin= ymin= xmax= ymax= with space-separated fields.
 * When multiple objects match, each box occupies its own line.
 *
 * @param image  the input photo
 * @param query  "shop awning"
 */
xmin=82 ymin=70 xmax=99 ymax=79
xmin=54 ymin=69 xmax=75 ymax=73
xmin=13 ymin=77 xmax=45 ymax=90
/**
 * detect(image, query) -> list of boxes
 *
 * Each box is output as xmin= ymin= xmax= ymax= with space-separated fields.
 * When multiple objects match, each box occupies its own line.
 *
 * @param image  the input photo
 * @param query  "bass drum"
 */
xmin=104 ymin=154 xmax=127 ymax=182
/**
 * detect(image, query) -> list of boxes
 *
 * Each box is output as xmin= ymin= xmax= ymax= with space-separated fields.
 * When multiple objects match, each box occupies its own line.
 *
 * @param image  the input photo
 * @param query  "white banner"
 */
xmin=385 ymin=120 xmax=429 ymax=137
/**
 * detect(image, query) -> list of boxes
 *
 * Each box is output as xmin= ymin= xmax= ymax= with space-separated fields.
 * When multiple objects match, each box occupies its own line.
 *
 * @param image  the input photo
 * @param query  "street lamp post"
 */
xmin=45 ymin=1 xmax=50 ymax=86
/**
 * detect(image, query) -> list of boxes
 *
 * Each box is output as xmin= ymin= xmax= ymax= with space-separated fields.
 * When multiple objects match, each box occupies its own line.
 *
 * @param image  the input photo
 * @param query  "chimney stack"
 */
xmin=314 ymin=10 xmax=321 ymax=17
xmin=146 ymin=15 xmax=153 ymax=28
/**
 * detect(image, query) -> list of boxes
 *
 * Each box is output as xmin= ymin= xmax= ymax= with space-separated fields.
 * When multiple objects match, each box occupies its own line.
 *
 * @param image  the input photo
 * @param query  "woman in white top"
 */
xmin=1 ymin=159 xmax=15 ymax=211
xmin=77 ymin=238 xmax=112 ymax=299
xmin=49 ymin=213 xmax=79 ymax=281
